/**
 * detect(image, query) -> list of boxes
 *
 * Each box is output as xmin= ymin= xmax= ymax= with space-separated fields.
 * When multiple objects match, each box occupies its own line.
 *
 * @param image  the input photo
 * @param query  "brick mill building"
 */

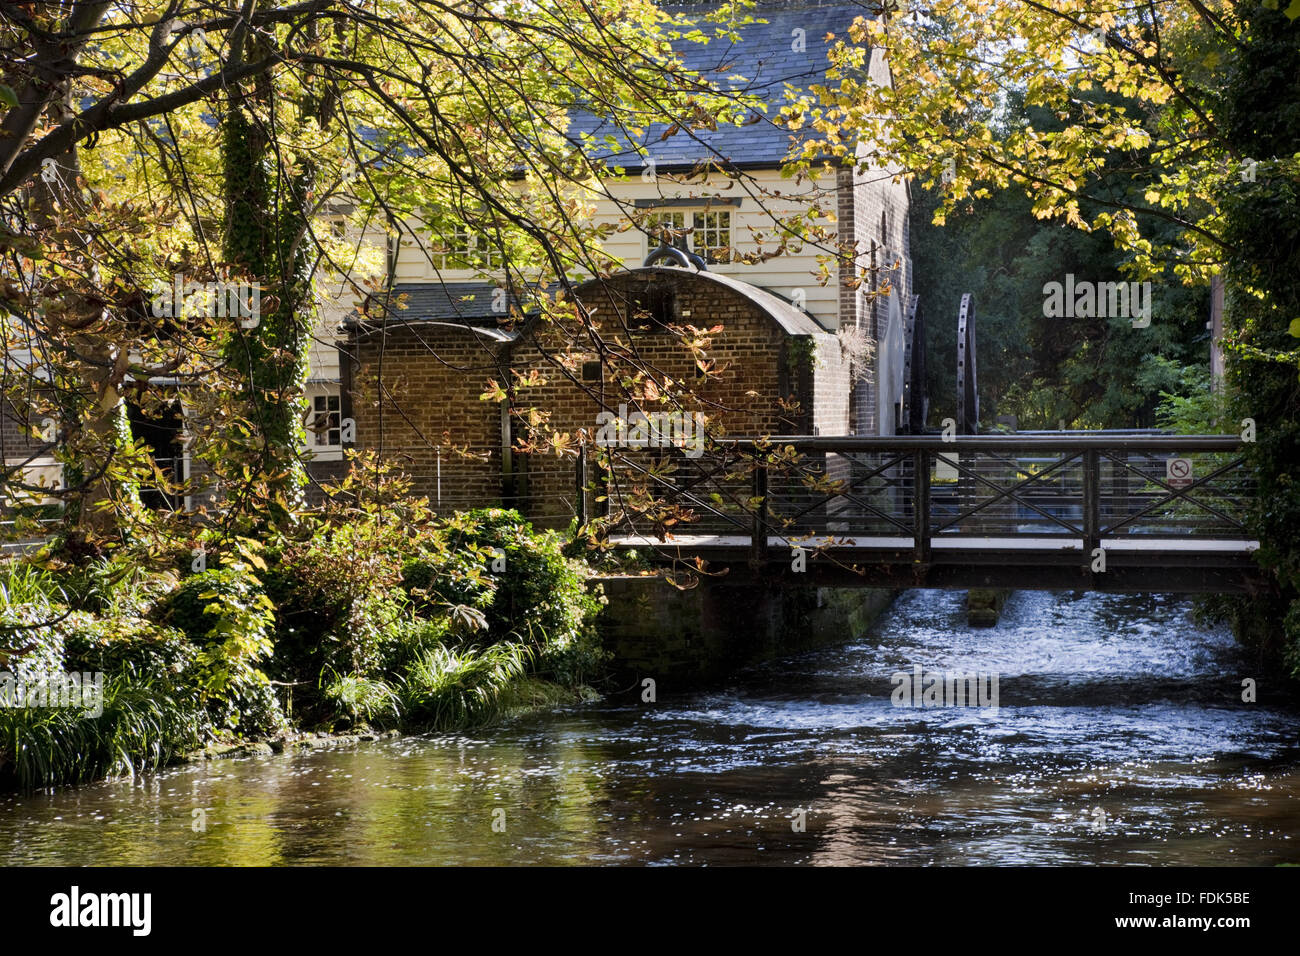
xmin=335 ymin=1 xmax=916 ymax=525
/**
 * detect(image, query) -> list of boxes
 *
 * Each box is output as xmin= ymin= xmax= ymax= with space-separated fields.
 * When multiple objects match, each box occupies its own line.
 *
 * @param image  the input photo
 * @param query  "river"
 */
xmin=2 ymin=589 xmax=1298 ymax=865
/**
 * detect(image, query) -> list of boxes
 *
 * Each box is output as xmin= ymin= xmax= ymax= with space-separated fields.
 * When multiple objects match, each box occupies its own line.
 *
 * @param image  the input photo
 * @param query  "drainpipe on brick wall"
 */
xmin=499 ymin=398 xmax=513 ymax=505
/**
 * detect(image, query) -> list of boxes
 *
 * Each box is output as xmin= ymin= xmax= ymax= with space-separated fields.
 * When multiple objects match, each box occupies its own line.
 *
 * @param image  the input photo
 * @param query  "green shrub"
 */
xmin=63 ymin=613 xmax=199 ymax=680
xmin=400 ymin=642 xmax=532 ymax=729
xmin=0 ymin=561 xmax=214 ymax=791
xmin=154 ymin=561 xmax=281 ymax=734
xmin=399 ymin=542 xmax=496 ymax=623
xmin=264 ymin=505 xmax=506 ymax=725
xmin=0 ymin=563 xmax=68 ymax=683
xmin=536 ymin=620 xmax=609 ymax=688
xmin=261 ymin=518 xmax=412 ymax=723
xmin=2 ymin=485 xmax=609 ymax=789
xmin=0 ymin=666 xmax=208 ymax=792
xmin=52 ymin=554 xmax=181 ymax=617
xmin=382 ymin=616 xmax=453 ymax=672
xmin=444 ymin=509 xmax=605 ymax=685
xmin=321 ymin=672 xmax=402 ymax=726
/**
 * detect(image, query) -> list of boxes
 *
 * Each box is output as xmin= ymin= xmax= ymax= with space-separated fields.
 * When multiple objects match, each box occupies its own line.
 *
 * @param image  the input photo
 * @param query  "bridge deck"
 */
xmin=610 ymin=534 xmax=1260 ymax=553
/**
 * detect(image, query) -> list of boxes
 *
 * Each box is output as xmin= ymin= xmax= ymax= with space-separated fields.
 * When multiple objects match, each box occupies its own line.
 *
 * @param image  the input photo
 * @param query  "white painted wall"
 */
xmin=380 ymin=167 xmax=848 ymax=332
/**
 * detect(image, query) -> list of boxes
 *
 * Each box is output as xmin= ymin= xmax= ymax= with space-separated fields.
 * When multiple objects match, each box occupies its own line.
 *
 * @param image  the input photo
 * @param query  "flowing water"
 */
xmin=3 ymin=589 xmax=1298 ymax=865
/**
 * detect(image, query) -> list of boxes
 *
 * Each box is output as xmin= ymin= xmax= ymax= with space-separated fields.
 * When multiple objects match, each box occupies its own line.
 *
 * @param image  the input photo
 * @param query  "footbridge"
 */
xmin=593 ymin=434 xmax=1265 ymax=594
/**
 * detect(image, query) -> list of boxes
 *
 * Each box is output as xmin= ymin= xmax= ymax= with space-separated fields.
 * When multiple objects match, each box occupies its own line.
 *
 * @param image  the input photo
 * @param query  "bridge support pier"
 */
xmin=966 ymin=588 xmax=1010 ymax=627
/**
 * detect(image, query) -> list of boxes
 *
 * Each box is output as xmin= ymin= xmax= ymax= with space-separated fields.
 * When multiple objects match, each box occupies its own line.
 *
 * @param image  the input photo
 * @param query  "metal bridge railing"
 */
xmin=595 ymin=435 xmax=1255 ymax=562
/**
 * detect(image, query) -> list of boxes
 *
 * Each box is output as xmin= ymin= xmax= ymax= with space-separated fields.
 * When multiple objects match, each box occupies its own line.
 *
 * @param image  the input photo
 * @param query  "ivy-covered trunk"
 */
xmin=218 ymin=92 xmax=315 ymax=528
xmin=56 ymin=377 xmax=143 ymax=550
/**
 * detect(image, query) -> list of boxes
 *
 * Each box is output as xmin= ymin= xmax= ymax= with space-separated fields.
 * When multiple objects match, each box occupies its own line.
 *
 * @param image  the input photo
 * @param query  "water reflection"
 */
xmin=2 ymin=590 xmax=1297 ymax=865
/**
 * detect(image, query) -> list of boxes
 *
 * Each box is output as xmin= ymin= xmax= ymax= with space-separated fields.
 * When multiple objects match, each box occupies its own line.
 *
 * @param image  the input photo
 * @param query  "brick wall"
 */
xmin=347 ymin=323 xmax=514 ymax=515
xmin=347 ymin=271 xmax=851 ymax=527
xmin=1 ymin=396 xmax=47 ymax=463
xmin=512 ymin=272 xmax=818 ymax=526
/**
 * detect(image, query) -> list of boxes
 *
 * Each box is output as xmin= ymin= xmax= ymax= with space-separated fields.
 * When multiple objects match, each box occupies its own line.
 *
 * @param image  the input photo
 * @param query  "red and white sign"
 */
xmin=1166 ymin=457 xmax=1194 ymax=489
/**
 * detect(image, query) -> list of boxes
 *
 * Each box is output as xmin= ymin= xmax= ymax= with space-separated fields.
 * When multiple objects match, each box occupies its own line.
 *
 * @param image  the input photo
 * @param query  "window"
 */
xmin=646 ymin=210 xmax=687 ymax=244
xmin=310 ymin=393 xmax=341 ymax=448
xmin=581 ymin=360 xmax=602 ymax=382
xmin=645 ymin=209 xmax=731 ymax=264
xmin=433 ymin=225 xmax=501 ymax=271
xmin=692 ymin=210 xmax=731 ymax=263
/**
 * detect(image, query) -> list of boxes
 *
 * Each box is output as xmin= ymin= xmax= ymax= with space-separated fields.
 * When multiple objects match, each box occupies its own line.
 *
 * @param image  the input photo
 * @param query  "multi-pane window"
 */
xmin=311 ymin=394 xmax=341 ymax=447
xmin=645 ymin=210 xmax=730 ymax=264
xmin=433 ymin=225 xmax=501 ymax=271
xmin=646 ymin=210 xmax=687 ymax=239
xmin=691 ymin=211 xmax=731 ymax=263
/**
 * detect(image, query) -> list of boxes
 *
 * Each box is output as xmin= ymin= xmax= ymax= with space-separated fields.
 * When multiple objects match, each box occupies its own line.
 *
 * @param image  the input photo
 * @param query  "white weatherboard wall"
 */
xmin=386 ymin=167 xmax=848 ymax=331
xmin=308 ymin=214 xmax=389 ymax=385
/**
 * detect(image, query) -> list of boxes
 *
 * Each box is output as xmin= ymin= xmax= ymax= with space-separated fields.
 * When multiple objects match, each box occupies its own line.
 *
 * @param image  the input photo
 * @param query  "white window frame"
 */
xmin=644 ymin=208 xmax=732 ymax=264
xmin=432 ymin=225 xmax=502 ymax=272
xmin=305 ymin=385 xmax=344 ymax=462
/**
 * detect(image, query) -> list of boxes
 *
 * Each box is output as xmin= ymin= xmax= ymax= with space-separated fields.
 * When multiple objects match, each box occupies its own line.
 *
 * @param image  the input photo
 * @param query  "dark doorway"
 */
xmin=127 ymin=399 xmax=185 ymax=511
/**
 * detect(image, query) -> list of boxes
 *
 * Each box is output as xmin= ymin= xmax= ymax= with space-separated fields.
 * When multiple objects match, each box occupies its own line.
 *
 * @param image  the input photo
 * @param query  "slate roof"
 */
xmin=568 ymin=1 xmax=874 ymax=171
xmin=348 ymin=282 xmax=526 ymax=330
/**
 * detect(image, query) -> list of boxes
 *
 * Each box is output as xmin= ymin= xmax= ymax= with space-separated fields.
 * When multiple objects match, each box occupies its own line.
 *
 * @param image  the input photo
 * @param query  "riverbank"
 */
xmin=176 ymin=677 xmax=600 ymax=763
xmin=0 ymin=503 xmax=608 ymax=793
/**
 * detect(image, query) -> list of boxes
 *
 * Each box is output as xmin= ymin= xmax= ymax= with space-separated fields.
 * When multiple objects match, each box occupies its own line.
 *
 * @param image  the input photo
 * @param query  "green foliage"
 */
xmin=62 ymin=613 xmax=199 ymax=679
xmin=909 ymin=92 xmax=1211 ymax=431
xmin=0 ymin=666 xmax=207 ymax=792
xmin=385 ymin=616 xmax=455 ymax=670
xmin=64 ymin=555 xmax=181 ymax=617
xmin=267 ymin=505 xmax=605 ymax=727
xmin=155 ymin=561 xmax=281 ymax=733
xmin=400 ymin=642 xmax=533 ymax=730
xmin=262 ymin=506 xmax=426 ymax=722
xmin=0 ymin=491 xmax=609 ymax=787
xmin=399 ymin=545 xmax=496 ymax=620
xmin=1156 ymin=369 xmax=1233 ymax=435
xmin=447 ymin=508 xmax=604 ymax=661
xmin=321 ymin=672 xmax=402 ymax=725
xmin=0 ymin=561 xmax=211 ymax=790
xmin=266 ymin=539 xmax=406 ymax=687
xmin=785 ymin=335 xmax=819 ymax=380
xmin=0 ymin=563 xmax=71 ymax=687
xmin=0 ymin=562 xmax=65 ymax=609
xmin=213 ymin=91 xmax=316 ymax=522
xmin=1215 ymin=6 xmax=1300 ymax=680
